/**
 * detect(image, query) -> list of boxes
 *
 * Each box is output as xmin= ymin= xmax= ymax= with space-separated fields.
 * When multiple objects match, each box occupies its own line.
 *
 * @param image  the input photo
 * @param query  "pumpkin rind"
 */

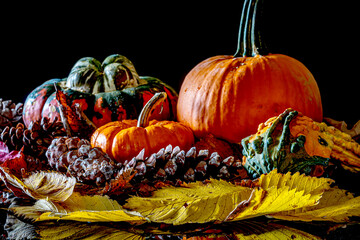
xmin=91 ymin=93 xmax=194 ymax=164
xmin=177 ymin=54 xmax=322 ymax=143
xmin=23 ymin=78 xmax=65 ymax=127
xmin=177 ymin=0 xmax=322 ymax=143
xmin=109 ymin=120 xmax=194 ymax=163
xmin=23 ymin=55 xmax=178 ymax=129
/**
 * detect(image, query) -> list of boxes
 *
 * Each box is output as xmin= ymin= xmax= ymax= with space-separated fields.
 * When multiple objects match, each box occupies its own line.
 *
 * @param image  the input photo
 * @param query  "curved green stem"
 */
xmin=234 ymin=0 xmax=267 ymax=57
xmin=234 ymin=0 xmax=250 ymax=57
xmin=137 ymin=92 xmax=167 ymax=128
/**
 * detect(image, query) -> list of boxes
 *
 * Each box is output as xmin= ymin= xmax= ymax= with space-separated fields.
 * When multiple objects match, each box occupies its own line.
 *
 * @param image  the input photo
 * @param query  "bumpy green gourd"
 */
xmin=242 ymin=109 xmax=360 ymax=179
xmin=242 ymin=109 xmax=330 ymax=179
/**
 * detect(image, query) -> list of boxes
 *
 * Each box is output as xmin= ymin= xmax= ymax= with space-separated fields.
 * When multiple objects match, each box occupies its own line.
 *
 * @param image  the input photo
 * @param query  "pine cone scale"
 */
xmin=46 ymin=136 xmax=118 ymax=186
xmin=123 ymin=144 xmax=247 ymax=184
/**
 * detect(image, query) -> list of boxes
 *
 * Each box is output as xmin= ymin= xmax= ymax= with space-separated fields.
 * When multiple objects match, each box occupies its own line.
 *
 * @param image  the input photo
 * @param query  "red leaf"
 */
xmin=0 ymin=166 xmax=31 ymax=199
xmin=0 ymin=146 xmax=27 ymax=178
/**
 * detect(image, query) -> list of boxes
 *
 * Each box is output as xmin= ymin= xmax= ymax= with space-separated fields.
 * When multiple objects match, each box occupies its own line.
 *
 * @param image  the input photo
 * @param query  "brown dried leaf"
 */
xmin=324 ymin=117 xmax=360 ymax=139
xmin=94 ymin=166 xmax=136 ymax=196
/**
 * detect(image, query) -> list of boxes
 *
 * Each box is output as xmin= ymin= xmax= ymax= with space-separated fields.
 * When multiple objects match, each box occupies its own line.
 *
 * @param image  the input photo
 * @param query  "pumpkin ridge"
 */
xmin=162 ymin=122 xmax=189 ymax=149
xmin=112 ymin=127 xmax=137 ymax=161
xmin=219 ymin=58 xmax=247 ymax=134
xmin=23 ymin=55 xmax=178 ymax=129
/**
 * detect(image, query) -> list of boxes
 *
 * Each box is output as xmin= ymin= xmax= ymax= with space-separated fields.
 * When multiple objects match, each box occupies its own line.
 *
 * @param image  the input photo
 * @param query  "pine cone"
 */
xmin=0 ymin=99 xmax=23 ymax=128
xmin=0 ymin=117 xmax=65 ymax=159
xmin=123 ymin=144 xmax=248 ymax=184
xmin=46 ymin=136 xmax=119 ymax=186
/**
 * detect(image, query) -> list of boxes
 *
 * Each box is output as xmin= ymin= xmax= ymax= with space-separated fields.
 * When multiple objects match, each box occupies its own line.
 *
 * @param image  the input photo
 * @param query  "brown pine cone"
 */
xmin=0 ymin=99 xmax=23 ymax=128
xmin=46 ymin=136 xmax=119 ymax=186
xmin=123 ymin=144 xmax=248 ymax=184
xmin=0 ymin=117 xmax=65 ymax=159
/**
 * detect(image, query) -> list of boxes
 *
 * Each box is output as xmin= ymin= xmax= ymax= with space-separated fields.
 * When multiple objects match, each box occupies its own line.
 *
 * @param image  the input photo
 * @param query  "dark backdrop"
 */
xmin=1 ymin=1 xmax=359 ymax=125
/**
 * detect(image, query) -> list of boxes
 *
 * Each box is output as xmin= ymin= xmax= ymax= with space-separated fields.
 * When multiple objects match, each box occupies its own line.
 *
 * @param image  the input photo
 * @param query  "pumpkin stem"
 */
xmin=234 ymin=0 xmax=267 ymax=57
xmin=137 ymin=92 xmax=168 ymax=128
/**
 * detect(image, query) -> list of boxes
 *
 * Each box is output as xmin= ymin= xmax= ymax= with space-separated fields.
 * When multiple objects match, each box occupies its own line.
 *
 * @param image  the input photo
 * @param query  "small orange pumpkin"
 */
xmin=177 ymin=0 xmax=323 ymax=143
xmin=91 ymin=92 xmax=194 ymax=163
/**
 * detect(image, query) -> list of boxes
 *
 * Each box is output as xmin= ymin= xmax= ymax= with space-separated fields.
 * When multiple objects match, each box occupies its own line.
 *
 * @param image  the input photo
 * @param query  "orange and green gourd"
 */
xmin=23 ymin=54 xmax=178 ymax=129
xmin=242 ymin=109 xmax=360 ymax=179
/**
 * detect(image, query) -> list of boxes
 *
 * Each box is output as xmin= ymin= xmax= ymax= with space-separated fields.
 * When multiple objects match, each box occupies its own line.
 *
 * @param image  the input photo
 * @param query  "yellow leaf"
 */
xmin=124 ymin=170 xmax=331 ymax=225
xmin=258 ymin=169 xmax=333 ymax=195
xmin=230 ymin=221 xmax=321 ymax=240
xmin=37 ymin=221 xmax=145 ymax=240
xmin=36 ymin=220 xmax=320 ymax=240
xmin=11 ymin=192 xmax=147 ymax=225
xmin=271 ymin=187 xmax=360 ymax=222
xmin=227 ymin=170 xmax=332 ymax=222
xmin=124 ymin=179 xmax=253 ymax=225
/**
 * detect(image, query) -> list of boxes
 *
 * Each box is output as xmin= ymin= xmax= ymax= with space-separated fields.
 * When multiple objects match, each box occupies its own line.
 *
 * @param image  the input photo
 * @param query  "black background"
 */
xmin=1 ymin=0 xmax=359 ymax=125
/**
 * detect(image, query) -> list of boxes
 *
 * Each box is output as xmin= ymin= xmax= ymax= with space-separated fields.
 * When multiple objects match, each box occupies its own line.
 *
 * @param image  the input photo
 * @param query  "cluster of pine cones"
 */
xmin=0 ymin=98 xmax=246 ymax=188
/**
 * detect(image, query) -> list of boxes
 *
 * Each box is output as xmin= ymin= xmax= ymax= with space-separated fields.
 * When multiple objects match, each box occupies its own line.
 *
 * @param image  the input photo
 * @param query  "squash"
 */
xmin=90 ymin=92 xmax=194 ymax=164
xmin=23 ymin=54 xmax=178 ymax=128
xmin=177 ymin=0 xmax=323 ymax=143
xmin=242 ymin=109 xmax=360 ymax=179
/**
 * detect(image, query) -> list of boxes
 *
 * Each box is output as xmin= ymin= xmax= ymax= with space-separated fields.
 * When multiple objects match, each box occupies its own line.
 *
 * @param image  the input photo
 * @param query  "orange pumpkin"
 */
xmin=91 ymin=92 xmax=194 ymax=163
xmin=177 ymin=0 xmax=323 ymax=143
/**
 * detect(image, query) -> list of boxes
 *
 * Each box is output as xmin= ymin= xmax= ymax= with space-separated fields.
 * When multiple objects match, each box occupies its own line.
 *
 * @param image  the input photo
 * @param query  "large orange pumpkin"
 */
xmin=91 ymin=92 xmax=194 ymax=163
xmin=177 ymin=0 xmax=323 ymax=143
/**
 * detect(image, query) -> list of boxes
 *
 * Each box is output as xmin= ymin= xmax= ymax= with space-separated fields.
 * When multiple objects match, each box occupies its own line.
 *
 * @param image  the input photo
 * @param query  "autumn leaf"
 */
xmin=258 ymin=170 xmax=333 ymax=195
xmin=10 ymin=192 xmax=147 ymax=225
xmin=228 ymin=221 xmax=321 ymax=240
xmin=35 ymin=220 xmax=320 ymax=240
xmin=0 ymin=166 xmax=34 ymax=199
xmin=124 ymin=170 xmax=330 ymax=225
xmin=271 ymin=187 xmax=360 ymax=222
xmin=97 ymin=166 xmax=136 ymax=195
xmin=0 ymin=168 xmax=76 ymax=201
xmin=125 ymin=179 xmax=253 ymax=225
xmin=6 ymin=169 xmax=360 ymax=226
xmin=37 ymin=222 xmax=145 ymax=240
xmin=0 ymin=145 xmax=28 ymax=178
